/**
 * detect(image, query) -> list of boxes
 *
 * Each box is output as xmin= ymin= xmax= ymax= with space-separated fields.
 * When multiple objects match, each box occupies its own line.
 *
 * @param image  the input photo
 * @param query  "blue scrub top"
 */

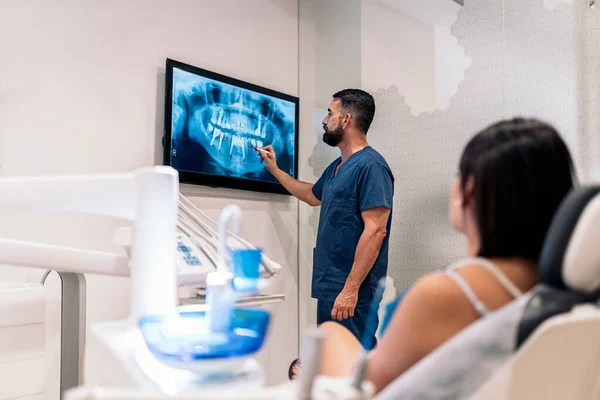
xmin=311 ymin=146 xmax=394 ymax=303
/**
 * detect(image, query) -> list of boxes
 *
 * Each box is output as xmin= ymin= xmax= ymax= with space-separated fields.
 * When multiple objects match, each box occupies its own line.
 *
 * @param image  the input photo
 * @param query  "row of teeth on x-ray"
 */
xmin=207 ymin=110 xmax=266 ymax=161
xmin=208 ymin=125 xmax=265 ymax=160
xmin=210 ymin=109 xmax=267 ymax=138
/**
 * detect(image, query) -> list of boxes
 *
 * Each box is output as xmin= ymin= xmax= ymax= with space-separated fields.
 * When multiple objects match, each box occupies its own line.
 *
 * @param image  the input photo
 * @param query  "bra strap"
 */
xmin=445 ymin=268 xmax=490 ymax=316
xmin=446 ymin=257 xmax=524 ymax=298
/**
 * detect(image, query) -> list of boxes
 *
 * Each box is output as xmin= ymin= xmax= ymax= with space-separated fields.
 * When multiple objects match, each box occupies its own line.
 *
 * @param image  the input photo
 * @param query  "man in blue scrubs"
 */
xmin=255 ymin=89 xmax=394 ymax=346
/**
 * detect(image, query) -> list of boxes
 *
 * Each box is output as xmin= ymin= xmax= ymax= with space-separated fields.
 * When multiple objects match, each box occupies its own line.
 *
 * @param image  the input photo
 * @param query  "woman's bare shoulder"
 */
xmin=409 ymin=271 xmax=469 ymax=304
xmin=401 ymin=270 xmax=483 ymax=323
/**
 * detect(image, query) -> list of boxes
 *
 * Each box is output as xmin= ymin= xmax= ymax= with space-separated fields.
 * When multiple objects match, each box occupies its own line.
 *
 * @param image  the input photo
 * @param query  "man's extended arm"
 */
xmin=255 ymin=144 xmax=321 ymax=206
xmin=331 ymin=206 xmax=391 ymax=320
xmin=269 ymin=168 xmax=321 ymax=206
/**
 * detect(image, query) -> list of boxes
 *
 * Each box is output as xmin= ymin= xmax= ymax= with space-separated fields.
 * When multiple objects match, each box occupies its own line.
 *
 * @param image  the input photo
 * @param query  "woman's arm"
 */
xmin=365 ymin=272 xmax=480 ymax=393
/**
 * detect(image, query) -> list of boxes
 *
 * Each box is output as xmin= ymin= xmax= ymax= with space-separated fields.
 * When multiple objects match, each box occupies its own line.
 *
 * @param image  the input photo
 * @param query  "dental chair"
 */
xmin=376 ymin=185 xmax=600 ymax=400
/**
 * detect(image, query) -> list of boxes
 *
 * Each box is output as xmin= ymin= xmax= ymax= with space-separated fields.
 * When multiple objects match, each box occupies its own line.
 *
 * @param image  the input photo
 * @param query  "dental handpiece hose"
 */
xmin=351 ymin=278 xmax=386 ymax=391
xmin=207 ymin=204 xmax=241 ymax=333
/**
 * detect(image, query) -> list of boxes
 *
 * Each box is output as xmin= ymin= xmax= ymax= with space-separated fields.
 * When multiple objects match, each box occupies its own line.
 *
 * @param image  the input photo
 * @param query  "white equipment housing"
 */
xmin=0 ymin=167 xmax=282 ymax=399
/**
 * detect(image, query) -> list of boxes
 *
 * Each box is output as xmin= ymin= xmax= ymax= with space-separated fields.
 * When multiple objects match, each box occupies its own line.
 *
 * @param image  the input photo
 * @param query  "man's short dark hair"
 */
xmin=332 ymin=89 xmax=376 ymax=134
xmin=459 ymin=117 xmax=577 ymax=262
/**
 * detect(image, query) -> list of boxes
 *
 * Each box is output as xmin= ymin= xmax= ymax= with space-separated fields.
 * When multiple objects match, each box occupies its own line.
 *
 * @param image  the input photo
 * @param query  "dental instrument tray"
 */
xmin=138 ymin=308 xmax=270 ymax=371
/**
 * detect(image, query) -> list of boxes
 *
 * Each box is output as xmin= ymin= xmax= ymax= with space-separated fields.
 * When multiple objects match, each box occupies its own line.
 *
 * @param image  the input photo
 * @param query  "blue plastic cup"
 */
xmin=231 ymin=249 xmax=262 ymax=292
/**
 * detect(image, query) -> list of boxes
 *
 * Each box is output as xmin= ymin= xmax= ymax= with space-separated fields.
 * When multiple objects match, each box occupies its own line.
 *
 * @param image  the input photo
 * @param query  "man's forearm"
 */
xmin=270 ymin=168 xmax=320 ymax=206
xmin=344 ymin=229 xmax=387 ymax=291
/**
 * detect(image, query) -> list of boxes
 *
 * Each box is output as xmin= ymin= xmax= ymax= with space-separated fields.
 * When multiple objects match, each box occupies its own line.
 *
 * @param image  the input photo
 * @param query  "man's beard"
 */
xmin=322 ymin=125 xmax=344 ymax=147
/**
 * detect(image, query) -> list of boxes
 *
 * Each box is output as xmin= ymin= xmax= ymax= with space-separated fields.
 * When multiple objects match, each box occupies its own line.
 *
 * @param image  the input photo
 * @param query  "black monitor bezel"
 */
xmin=163 ymin=58 xmax=299 ymax=196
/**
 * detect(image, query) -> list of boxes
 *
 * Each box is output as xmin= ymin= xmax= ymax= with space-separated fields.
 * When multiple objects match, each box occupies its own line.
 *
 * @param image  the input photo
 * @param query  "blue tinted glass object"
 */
xmin=138 ymin=308 xmax=270 ymax=362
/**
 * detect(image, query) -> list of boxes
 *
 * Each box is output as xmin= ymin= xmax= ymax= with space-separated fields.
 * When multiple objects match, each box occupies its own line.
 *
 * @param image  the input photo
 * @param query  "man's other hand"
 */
xmin=332 ymin=287 xmax=359 ymax=321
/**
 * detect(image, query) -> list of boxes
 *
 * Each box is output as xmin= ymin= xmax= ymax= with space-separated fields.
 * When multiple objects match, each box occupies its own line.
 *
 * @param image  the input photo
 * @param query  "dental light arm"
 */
xmin=0 ymin=238 xmax=129 ymax=277
xmin=0 ymin=167 xmax=179 ymax=318
xmin=0 ymin=173 xmax=136 ymax=219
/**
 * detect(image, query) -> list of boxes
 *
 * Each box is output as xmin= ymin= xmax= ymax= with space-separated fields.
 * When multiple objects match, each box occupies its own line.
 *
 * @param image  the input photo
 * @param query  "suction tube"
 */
xmin=206 ymin=204 xmax=242 ymax=333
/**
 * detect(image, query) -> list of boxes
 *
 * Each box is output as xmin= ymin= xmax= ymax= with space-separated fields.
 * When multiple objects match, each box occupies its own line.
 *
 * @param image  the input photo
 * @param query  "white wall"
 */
xmin=434 ymin=25 xmax=471 ymax=111
xmin=362 ymin=1 xmax=437 ymax=115
xmin=361 ymin=0 xmax=468 ymax=114
xmin=502 ymin=0 xmax=582 ymax=173
xmin=0 ymin=0 xmax=299 ymax=395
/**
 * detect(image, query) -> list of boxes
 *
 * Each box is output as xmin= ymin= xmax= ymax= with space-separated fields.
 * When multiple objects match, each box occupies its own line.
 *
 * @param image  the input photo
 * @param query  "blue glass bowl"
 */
xmin=138 ymin=308 xmax=270 ymax=364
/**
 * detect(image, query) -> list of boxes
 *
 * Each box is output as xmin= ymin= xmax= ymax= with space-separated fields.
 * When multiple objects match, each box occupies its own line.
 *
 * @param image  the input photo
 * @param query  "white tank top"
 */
xmin=445 ymin=257 xmax=524 ymax=316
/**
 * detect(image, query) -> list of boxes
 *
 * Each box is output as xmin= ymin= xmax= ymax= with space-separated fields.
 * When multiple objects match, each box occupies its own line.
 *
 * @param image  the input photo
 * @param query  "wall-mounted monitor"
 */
xmin=163 ymin=58 xmax=299 ymax=195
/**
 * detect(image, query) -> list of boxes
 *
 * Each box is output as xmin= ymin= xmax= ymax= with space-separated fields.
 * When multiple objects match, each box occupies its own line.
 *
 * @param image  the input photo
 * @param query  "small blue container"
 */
xmin=231 ymin=249 xmax=262 ymax=292
xmin=138 ymin=308 xmax=270 ymax=362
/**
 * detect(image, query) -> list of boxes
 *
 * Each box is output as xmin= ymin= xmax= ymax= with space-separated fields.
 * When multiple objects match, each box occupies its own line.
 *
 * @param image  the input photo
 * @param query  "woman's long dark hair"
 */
xmin=459 ymin=117 xmax=577 ymax=261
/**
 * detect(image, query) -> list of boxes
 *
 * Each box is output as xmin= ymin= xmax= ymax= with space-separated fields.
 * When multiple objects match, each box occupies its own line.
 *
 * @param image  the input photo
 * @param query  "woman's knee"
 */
xmin=318 ymin=321 xmax=363 ymax=374
xmin=318 ymin=321 xmax=355 ymax=340
xmin=319 ymin=321 xmax=342 ymax=333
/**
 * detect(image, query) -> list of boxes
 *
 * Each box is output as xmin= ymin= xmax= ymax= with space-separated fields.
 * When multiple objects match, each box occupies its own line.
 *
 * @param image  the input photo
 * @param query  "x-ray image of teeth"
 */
xmin=169 ymin=68 xmax=296 ymax=184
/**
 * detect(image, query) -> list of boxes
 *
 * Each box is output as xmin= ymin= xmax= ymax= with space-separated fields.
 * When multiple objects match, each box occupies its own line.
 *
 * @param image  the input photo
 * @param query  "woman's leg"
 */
xmin=290 ymin=301 xmax=365 ymax=380
xmin=289 ymin=300 xmax=338 ymax=380
xmin=319 ymin=321 xmax=363 ymax=376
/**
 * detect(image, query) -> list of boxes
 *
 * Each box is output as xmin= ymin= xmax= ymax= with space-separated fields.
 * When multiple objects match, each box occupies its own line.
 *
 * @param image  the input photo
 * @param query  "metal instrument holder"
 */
xmin=42 ymin=270 xmax=87 ymax=400
xmin=179 ymin=293 xmax=285 ymax=308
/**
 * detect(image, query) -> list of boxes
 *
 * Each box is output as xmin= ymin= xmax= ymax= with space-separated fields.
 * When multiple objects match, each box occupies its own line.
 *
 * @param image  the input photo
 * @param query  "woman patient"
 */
xmin=310 ymin=117 xmax=576 ymax=393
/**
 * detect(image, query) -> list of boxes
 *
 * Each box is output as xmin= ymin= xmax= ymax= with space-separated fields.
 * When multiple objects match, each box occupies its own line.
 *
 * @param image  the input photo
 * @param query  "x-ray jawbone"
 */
xmin=170 ymin=70 xmax=296 ymax=180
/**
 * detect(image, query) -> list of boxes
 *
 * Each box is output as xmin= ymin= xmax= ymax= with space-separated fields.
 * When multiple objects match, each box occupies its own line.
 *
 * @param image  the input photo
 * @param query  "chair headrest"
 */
xmin=539 ymin=186 xmax=600 ymax=293
xmin=516 ymin=285 xmax=593 ymax=348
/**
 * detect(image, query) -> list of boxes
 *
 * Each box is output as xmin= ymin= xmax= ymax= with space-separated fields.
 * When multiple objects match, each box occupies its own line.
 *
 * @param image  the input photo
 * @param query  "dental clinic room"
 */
xmin=2 ymin=0 xmax=600 ymax=399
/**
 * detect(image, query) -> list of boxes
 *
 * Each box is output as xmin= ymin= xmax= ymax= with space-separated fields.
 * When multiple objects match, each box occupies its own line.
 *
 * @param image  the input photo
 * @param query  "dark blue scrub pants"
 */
xmin=317 ymin=299 xmax=379 ymax=350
